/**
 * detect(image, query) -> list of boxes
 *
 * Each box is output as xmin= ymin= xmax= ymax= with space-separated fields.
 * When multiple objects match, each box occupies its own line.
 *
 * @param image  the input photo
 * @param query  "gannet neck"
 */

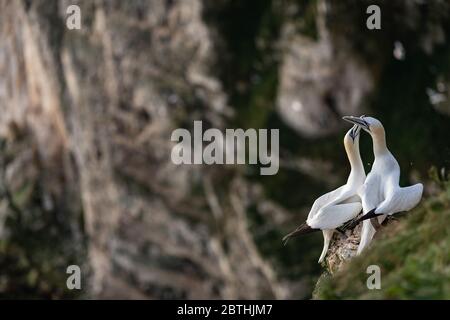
xmin=371 ymin=127 xmax=388 ymax=157
xmin=344 ymin=137 xmax=364 ymax=184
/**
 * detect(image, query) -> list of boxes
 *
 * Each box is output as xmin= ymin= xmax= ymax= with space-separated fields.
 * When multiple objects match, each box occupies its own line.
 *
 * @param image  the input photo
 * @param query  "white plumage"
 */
xmin=283 ymin=125 xmax=365 ymax=263
xmin=343 ymin=116 xmax=423 ymax=254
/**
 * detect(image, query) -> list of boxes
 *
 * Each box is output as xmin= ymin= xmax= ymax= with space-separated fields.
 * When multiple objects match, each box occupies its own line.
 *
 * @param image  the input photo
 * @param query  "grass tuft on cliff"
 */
xmin=314 ymin=181 xmax=450 ymax=300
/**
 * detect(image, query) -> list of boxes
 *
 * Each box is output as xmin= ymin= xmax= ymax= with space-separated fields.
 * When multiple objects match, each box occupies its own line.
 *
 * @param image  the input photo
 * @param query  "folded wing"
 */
xmin=307 ymin=185 xmax=346 ymax=220
xmin=308 ymin=202 xmax=362 ymax=230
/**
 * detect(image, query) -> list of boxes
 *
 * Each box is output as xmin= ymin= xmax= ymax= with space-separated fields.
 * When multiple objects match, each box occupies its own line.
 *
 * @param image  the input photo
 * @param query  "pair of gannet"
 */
xmin=342 ymin=116 xmax=423 ymax=254
xmin=283 ymin=116 xmax=423 ymax=262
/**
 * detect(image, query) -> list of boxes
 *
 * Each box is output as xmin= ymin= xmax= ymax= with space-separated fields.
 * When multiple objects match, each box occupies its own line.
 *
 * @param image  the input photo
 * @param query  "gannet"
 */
xmin=343 ymin=116 xmax=423 ymax=254
xmin=283 ymin=125 xmax=365 ymax=263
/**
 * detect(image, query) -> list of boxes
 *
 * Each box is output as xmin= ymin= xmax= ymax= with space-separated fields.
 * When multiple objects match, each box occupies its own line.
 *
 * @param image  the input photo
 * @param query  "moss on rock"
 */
xmin=314 ymin=182 xmax=450 ymax=300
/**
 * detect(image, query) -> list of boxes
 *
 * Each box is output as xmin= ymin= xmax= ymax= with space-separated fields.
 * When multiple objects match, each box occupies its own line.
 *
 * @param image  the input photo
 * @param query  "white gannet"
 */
xmin=343 ymin=116 xmax=423 ymax=254
xmin=283 ymin=125 xmax=365 ymax=263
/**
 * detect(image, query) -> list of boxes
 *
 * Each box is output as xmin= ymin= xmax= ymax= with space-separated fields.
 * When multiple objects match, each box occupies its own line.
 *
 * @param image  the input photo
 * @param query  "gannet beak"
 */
xmin=349 ymin=124 xmax=360 ymax=141
xmin=343 ymin=116 xmax=369 ymax=130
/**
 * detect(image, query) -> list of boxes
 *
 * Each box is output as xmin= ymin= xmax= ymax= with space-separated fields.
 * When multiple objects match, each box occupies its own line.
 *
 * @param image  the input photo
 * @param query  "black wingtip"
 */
xmin=357 ymin=208 xmax=380 ymax=223
xmin=341 ymin=218 xmax=358 ymax=231
xmin=282 ymin=223 xmax=318 ymax=245
xmin=341 ymin=208 xmax=378 ymax=231
xmin=282 ymin=233 xmax=293 ymax=246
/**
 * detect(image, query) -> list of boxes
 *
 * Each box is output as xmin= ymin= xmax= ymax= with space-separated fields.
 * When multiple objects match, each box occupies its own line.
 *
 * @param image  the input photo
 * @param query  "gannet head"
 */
xmin=343 ymin=124 xmax=363 ymax=173
xmin=342 ymin=115 xmax=384 ymax=136
xmin=344 ymin=124 xmax=361 ymax=144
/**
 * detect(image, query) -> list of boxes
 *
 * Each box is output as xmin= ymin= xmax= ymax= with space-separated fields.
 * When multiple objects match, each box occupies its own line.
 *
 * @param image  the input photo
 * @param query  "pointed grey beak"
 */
xmin=343 ymin=116 xmax=369 ymax=130
xmin=349 ymin=124 xmax=360 ymax=141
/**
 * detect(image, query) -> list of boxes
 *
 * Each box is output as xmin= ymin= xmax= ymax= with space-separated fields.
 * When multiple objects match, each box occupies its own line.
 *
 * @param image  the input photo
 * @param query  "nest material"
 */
xmin=321 ymin=217 xmax=397 ymax=274
xmin=321 ymin=225 xmax=360 ymax=274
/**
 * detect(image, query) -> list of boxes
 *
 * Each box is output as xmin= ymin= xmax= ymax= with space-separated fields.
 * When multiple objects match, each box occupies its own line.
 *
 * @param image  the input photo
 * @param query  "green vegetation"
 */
xmin=0 ymin=138 xmax=85 ymax=299
xmin=2 ymin=0 xmax=449 ymax=299
xmin=315 ymin=176 xmax=450 ymax=299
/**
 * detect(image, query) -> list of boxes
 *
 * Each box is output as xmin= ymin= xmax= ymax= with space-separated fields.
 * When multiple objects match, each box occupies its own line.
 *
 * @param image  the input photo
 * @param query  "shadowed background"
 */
xmin=0 ymin=0 xmax=449 ymax=299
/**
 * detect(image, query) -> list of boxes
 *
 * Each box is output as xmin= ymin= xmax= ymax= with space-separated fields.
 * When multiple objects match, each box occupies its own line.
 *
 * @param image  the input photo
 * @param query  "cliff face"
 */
xmin=1 ymin=0 xmax=294 ymax=299
xmin=1 ymin=0 xmax=449 ymax=299
xmin=0 ymin=0 xmax=287 ymax=299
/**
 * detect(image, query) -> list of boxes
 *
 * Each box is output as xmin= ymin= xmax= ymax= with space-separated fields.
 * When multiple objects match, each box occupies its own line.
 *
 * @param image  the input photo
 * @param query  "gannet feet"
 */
xmin=382 ymin=215 xmax=398 ymax=226
xmin=370 ymin=218 xmax=381 ymax=231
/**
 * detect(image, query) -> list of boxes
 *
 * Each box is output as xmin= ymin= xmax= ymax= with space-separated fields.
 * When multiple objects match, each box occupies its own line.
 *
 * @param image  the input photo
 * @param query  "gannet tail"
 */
xmin=318 ymin=230 xmax=334 ymax=263
xmin=282 ymin=223 xmax=318 ymax=245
